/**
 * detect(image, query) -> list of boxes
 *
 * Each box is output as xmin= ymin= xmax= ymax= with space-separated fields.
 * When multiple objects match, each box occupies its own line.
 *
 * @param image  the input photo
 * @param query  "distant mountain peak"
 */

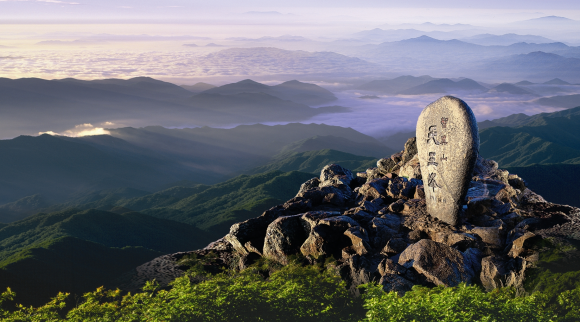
xmin=544 ymin=78 xmax=570 ymax=85
xmin=534 ymin=15 xmax=575 ymax=21
xmin=406 ymin=35 xmax=438 ymax=42
xmin=237 ymin=79 xmax=263 ymax=85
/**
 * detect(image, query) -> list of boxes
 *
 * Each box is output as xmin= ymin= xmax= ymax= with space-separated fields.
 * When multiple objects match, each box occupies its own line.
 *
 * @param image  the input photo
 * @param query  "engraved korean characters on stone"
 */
xmin=416 ymin=96 xmax=479 ymax=226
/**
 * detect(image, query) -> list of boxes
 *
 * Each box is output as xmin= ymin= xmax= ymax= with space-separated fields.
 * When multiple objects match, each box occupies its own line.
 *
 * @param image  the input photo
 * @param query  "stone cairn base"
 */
xmin=118 ymin=137 xmax=580 ymax=295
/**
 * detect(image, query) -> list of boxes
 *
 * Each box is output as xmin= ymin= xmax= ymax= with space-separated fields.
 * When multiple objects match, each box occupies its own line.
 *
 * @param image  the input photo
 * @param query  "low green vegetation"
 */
xmin=0 ymin=257 xmax=579 ymax=321
xmin=362 ymin=283 xmax=564 ymax=322
xmin=524 ymin=237 xmax=580 ymax=305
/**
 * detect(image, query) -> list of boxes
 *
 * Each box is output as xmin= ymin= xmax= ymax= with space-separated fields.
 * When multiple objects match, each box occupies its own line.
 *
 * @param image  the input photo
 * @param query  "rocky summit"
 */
xmin=117 ymin=136 xmax=580 ymax=296
xmin=416 ymin=96 xmax=480 ymax=226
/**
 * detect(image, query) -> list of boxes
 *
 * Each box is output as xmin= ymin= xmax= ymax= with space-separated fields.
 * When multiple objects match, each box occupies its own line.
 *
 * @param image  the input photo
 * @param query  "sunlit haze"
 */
xmin=2 ymin=0 xmax=580 ymax=139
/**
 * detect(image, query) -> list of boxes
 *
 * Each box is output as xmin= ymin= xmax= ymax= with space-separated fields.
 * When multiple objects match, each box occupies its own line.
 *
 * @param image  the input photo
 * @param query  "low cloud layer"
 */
xmin=39 ymin=123 xmax=111 ymax=137
xmin=258 ymin=91 xmax=570 ymax=139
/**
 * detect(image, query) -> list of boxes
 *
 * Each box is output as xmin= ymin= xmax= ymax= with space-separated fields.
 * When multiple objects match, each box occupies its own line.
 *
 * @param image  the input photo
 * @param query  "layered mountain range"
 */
xmin=0 ymin=77 xmax=345 ymax=139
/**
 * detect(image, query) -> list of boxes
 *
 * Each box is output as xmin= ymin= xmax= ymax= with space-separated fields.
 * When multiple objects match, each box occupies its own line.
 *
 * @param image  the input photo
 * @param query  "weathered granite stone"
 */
xmin=398 ymin=239 xmax=477 ymax=286
xmin=416 ymin=96 xmax=480 ymax=226
xmin=263 ymin=215 xmax=309 ymax=264
xmin=379 ymin=274 xmax=414 ymax=295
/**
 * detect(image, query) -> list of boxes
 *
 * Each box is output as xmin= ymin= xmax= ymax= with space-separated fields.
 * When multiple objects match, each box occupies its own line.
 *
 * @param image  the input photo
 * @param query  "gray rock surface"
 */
xmin=263 ymin=215 xmax=308 ymax=264
xmin=398 ymin=239 xmax=477 ymax=287
xmin=416 ymin=96 xmax=479 ymax=226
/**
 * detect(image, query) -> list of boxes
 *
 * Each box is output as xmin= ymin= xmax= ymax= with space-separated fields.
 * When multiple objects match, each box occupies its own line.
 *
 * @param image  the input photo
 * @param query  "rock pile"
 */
xmin=119 ymin=137 xmax=580 ymax=295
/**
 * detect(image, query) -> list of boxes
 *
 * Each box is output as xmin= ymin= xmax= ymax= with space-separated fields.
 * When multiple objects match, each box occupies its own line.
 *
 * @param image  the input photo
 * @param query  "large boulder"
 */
xmin=225 ymin=206 xmax=288 ymax=256
xmin=480 ymin=255 xmax=526 ymax=292
xmin=300 ymin=215 xmax=360 ymax=259
xmin=398 ymin=239 xmax=477 ymax=287
xmin=401 ymin=137 xmax=418 ymax=165
xmin=386 ymin=177 xmax=420 ymax=200
xmin=296 ymin=177 xmax=320 ymax=196
xmin=398 ymin=154 xmax=422 ymax=180
xmin=263 ymin=215 xmax=309 ymax=264
xmin=379 ymin=274 xmax=415 ymax=295
xmin=320 ymin=164 xmax=354 ymax=188
xmin=368 ymin=216 xmax=400 ymax=249
xmin=343 ymin=226 xmax=372 ymax=256
xmin=359 ymin=178 xmax=391 ymax=201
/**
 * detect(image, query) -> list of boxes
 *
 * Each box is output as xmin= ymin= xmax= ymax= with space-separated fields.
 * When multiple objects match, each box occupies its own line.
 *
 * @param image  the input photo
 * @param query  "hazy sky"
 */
xmin=1 ymin=0 xmax=580 ymax=23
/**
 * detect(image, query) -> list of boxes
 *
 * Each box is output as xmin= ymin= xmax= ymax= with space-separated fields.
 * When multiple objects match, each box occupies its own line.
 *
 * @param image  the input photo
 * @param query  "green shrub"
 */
xmin=2 ymin=263 xmax=579 ymax=321
xmin=360 ymin=283 xmax=556 ymax=322
xmin=0 ymin=263 xmax=362 ymax=322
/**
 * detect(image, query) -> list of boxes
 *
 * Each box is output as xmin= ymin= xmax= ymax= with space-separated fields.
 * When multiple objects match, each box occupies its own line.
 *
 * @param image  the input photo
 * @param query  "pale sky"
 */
xmin=1 ymin=0 xmax=580 ymax=22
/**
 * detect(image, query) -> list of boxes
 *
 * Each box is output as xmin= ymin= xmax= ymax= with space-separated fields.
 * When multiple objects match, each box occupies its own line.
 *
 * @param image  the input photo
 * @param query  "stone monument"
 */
xmin=416 ymin=96 xmax=479 ymax=226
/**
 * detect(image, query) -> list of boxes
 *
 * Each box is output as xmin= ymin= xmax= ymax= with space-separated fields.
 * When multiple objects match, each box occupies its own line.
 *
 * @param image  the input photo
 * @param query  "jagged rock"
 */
xmin=399 ymin=154 xmax=422 ymax=180
xmin=493 ymin=202 xmax=512 ymax=216
xmin=297 ymin=185 xmax=353 ymax=207
xmin=300 ymin=225 xmax=335 ymax=259
xmin=377 ymin=158 xmax=397 ymax=174
xmin=473 ymin=156 xmax=498 ymax=178
xmin=382 ymin=238 xmax=408 ymax=254
xmin=263 ymin=215 xmax=309 ymax=264
xmin=508 ymin=174 xmax=526 ymax=191
xmin=383 ymin=199 xmax=406 ymax=213
xmin=398 ymin=239 xmax=477 ymax=287
xmin=377 ymin=214 xmax=402 ymax=231
xmin=283 ymin=197 xmax=313 ymax=213
xmin=386 ymin=177 xmax=419 ymax=200
xmin=507 ymin=232 xmax=538 ymax=258
xmin=391 ymin=152 xmax=403 ymax=165
xmin=401 ymin=137 xmax=418 ymax=165
xmin=466 ymin=197 xmax=499 ymax=218
xmin=369 ymin=217 xmax=399 ymax=249
xmin=301 ymin=215 xmax=359 ymax=259
xmin=344 ymin=208 xmax=375 ymax=225
xmin=296 ymin=177 xmax=320 ymax=196
xmin=204 ymin=237 xmax=233 ymax=251
xmin=300 ymin=211 xmax=341 ymax=229
xmin=359 ymin=178 xmax=391 ymax=201
xmin=463 ymin=248 xmax=483 ymax=275
xmin=433 ymin=231 xmax=478 ymax=251
xmin=470 ymin=226 xmax=505 ymax=248
xmin=378 ymin=258 xmax=406 ymax=276
xmin=495 ymin=185 xmax=519 ymax=204
xmin=359 ymin=199 xmax=384 ymax=213
xmin=320 ymin=164 xmax=354 ymax=188
xmin=320 ymin=215 xmax=360 ymax=229
xmin=365 ymin=167 xmax=382 ymax=181
xmin=407 ymin=229 xmax=428 ymax=243
xmin=414 ymin=185 xmax=425 ymax=199
xmin=115 ymin=248 xmax=235 ymax=292
xmin=338 ymin=255 xmax=376 ymax=295
xmin=480 ymin=255 xmax=526 ymax=292
xmin=520 ymin=189 xmax=547 ymax=205
xmin=501 ymin=213 xmax=521 ymax=227
xmin=343 ymin=226 xmax=371 ymax=256
xmin=379 ymin=274 xmax=415 ymax=295
xmin=402 ymin=198 xmax=426 ymax=215
xmin=225 ymin=206 xmax=289 ymax=255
